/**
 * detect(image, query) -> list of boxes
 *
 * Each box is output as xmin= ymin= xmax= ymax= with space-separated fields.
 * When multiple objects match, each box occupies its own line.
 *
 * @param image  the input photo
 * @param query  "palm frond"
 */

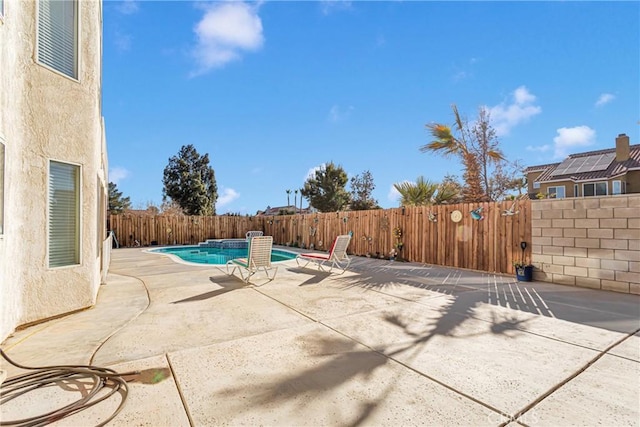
xmin=394 ymin=176 xmax=438 ymax=207
xmin=487 ymin=149 xmax=505 ymax=161
xmin=421 ymin=123 xmax=460 ymax=157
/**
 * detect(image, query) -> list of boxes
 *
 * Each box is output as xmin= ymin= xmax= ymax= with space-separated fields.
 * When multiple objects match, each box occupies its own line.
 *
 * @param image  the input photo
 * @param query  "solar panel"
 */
xmin=593 ymin=153 xmax=615 ymax=170
xmin=552 ymin=158 xmax=578 ymax=176
xmin=551 ymin=152 xmax=615 ymax=176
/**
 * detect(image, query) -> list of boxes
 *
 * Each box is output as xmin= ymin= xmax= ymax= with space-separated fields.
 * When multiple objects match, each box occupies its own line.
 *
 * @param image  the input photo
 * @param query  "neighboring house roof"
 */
xmin=524 ymin=162 xmax=560 ymax=173
xmin=528 ymin=144 xmax=640 ymax=184
xmin=257 ymin=205 xmax=314 ymax=216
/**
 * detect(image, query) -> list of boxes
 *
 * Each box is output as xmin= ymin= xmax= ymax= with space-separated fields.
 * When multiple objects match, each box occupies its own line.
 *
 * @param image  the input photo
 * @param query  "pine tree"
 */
xmin=349 ymin=170 xmax=379 ymax=210
xmin=162 ymin=145 xmax=218 ymax=215
xmin=108 ymin=182 xmax=131 ymax=214
xmin=301 ymin=162 xmax=350 ymax=212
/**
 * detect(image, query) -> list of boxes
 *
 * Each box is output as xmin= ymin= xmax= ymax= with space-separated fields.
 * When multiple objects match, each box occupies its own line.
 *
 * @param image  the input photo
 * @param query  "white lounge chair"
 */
xmin=296 ymin=234 xmax=352 ymax=274
xmin=226 ymin=235 xmax=277 ymax=283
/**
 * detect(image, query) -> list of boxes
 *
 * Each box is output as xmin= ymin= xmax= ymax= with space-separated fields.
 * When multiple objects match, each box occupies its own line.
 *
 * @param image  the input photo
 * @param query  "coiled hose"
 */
xmin=0 ymin=349 xmax=135 ymax=427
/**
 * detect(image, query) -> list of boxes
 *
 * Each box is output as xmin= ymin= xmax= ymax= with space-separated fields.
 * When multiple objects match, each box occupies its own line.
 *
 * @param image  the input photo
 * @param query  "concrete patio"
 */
xmin=1 ymin=247 xmax=639 ymax=426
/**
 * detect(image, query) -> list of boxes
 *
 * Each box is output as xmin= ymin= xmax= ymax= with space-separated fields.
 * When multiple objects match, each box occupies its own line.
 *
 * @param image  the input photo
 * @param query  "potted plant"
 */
xmin=514 ymin=261 xmax=534 ymax=282
xmin=392 ymin=227 xmax=404 ymax=261
xmin=514 ymin=241 xmax=533 ymax=282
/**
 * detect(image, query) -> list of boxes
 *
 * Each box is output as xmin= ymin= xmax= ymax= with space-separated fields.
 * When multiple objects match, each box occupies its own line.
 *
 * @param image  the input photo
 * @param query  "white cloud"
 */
xmin=553 ymin=126 xmax=596 ymax=159
xmin=305 ymin=164 xmax=325 ymax=181
xmin=452 ymin=71 xmax=469 ymax=81
xmin=387 ymin=183 xmax=405 ymax=203
xmin=452 ymin=57 xmax=479 ymax=81
xmin=525 ymin=144 xmax=552 ymax=153
xmin=116 ymin=0 xmax=139 ymax=15
xmin=513 ymin=86 xmax=536 ymax=104
xmin=191 ymin=2 xmax=264 ymax=76
xmin=217 ymin=188 xmax=240 ymax=207
xmin=328 ymin=105 xmax=354 ymax=122
xmin=109 ymin=167 xmax=130 ymax=185
xmin=595 ymin=93 xmax=615 ymax=107
xmin=114 ymin=30 xmax=132 ymax=52
xmin=320 ymin=0 xmax=353 ymax=15
xmin=487 ymin=86 xmax=542 ymax=136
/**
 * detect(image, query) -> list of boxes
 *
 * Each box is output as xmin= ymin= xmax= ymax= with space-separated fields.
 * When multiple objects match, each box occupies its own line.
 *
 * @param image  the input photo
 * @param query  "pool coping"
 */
xmin=145 ymin=244 xmax=300 ymax=267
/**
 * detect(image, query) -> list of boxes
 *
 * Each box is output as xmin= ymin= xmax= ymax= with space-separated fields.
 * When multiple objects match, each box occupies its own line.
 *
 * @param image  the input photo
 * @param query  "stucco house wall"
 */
xmin=0 ymin=0 xmax=108 ymax=342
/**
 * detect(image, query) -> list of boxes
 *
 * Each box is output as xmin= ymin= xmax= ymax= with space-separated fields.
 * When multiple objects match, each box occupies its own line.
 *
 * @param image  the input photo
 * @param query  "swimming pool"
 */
xmin=150 ymin=241 xmax=297 ymax=265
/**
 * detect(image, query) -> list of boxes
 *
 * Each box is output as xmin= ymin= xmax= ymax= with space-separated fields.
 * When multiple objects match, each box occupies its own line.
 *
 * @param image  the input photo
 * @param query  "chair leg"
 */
xmin=264 ymin=266 xmax=278 ymax=281
xmin=297 ymin=258 xmax=323 ymax=271
xmin=226 ymin=262 xmax=237 ymax=276
xmin=296 ymin=257 xmax=313 ymax=269
xmin=332 ymin=258 xmax=350 ymax=274
xmin=318 ymin=260 xmax=333 ymax=273
xmin=237 ymin=267 xmax=253 ymax=283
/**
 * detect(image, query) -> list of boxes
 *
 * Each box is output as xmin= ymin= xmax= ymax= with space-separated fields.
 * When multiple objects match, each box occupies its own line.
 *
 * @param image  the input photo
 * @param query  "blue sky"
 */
xmin=104 ymin=0 xmax=640 ymax=215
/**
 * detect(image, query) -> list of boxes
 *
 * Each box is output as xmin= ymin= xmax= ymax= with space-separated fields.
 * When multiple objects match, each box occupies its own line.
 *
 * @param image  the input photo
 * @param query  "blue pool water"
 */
xmin=151 ymin=244 xmax=297 ymax=265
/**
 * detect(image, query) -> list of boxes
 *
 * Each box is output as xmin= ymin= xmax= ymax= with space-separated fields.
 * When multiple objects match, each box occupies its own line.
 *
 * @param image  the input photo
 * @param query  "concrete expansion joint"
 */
xmin=605 ymin=327 xmax=640 ymax=364
xmin=252 ymin=285 xmax=506 ymax=417
xmin=323 ymin=318 xmax=510 ymax=421
xmin=165 ymin=352 xmax=195 ymax=427
xmin=251 ymin=286 xmax=320 ymax=323
xmin=2 ymin=322 xmax=54 ymax=353
xmin=506 ymin=327 xmax=640 ymax=424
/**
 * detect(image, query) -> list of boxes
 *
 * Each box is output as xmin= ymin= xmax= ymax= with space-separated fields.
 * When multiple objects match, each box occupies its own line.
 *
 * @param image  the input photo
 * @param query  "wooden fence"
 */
xmin=108 ymin=200 xmax=531 ymax=275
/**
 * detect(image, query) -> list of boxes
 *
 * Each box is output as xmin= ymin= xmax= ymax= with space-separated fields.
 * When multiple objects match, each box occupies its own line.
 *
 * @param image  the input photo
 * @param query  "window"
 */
xmin=612 ymin=181 xmax=625 ymax=195
xmin=49 ymin=161 xmax=80 ymax=267
xmin=548 ymin=186 xmax=565 ymax=199
xmin=574 ymin=184 xmax=578 ymax=197
xmin=0 ymin=0 xmax=5 ymax=20
xmin=533 ymin=181 xmax=540 ymax=189
xmin=37 ymin=0 xmax=78 ymax=78
xmin=0 ymin=138 xmax=4 ymax=235
xmin=583 ymin=182 xmax=607 ymax=197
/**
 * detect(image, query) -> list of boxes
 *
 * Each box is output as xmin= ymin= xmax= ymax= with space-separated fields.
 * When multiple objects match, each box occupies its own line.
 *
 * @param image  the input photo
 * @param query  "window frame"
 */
xmin=583 ymin=181 xmax=608 ymax=197
xmin=612 ymin=180 xmax=625 ymax=195
xmin=547 ymin=186 xmax=565 ymax=199
xmin=48 ymin=160 xmax=82 ymax=268
xmin=36 ymin=0 xmax=80 ymax=80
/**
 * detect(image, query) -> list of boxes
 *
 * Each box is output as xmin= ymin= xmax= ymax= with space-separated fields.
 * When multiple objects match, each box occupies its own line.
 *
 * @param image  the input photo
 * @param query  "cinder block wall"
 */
xmin=531 ymin=194 xmax=640 ymax=294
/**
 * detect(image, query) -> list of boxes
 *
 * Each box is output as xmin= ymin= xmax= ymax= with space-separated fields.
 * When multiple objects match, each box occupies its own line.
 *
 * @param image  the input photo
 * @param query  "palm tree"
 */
xmin=422 ymin=104 xmax=503 ymax=202
xmin=421 ymin=105 xmax=472 ymax=157
xmin=393 ymin=177 xmax=439 ymax=206
xmin=433 ymin=182 xmax=460 ymax=205
xmin=299 ymin=188 xmax=304 ymax=212
xmin=294 ymin=189 xmax=298 ymax=212
xmin=286 ymin=189 xmax=291 ymax=207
